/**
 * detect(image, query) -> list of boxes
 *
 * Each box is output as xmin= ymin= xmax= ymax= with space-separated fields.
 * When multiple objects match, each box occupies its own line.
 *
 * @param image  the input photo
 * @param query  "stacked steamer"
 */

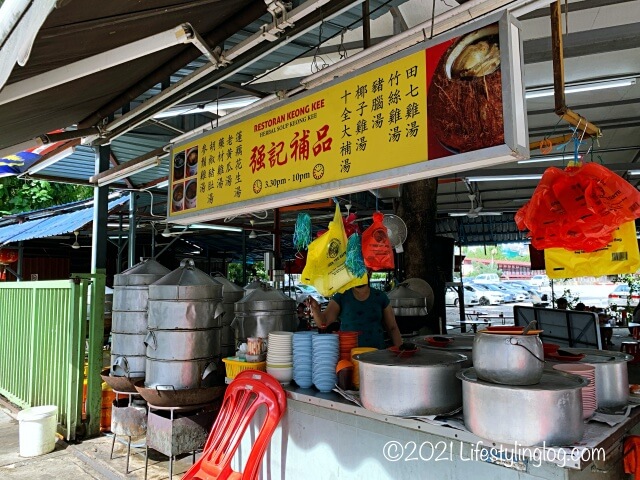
xmin=232 ymin=284 xmax=297 ymax=344
xmin=459 ymin=328 xmax=588 ymax=446
xmin=110 ymin=259 xmax=170 ymax=379
xmin=210 ymin=274 xmax=245 ymax=359
xmin=144 ymin=259 xmax=225 ymax=398
xmin=387 ymin=282 xmax=429 ymax=335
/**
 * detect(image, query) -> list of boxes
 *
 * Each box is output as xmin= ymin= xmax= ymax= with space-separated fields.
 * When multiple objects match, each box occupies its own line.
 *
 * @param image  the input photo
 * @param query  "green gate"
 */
xmin=0 ymin=276 xmax=103 ymax=440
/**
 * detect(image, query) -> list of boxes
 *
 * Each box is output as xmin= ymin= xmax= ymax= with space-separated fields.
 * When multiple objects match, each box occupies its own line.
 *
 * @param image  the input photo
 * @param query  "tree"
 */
xmin=0 ymin=177 xmax=92 ymax=215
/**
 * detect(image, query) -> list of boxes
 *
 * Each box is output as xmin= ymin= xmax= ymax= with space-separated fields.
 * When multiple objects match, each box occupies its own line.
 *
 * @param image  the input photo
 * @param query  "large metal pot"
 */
xmin=232 ymin=285 xmax=297 ymax=342
xmin=557 ymin=348 xmax=632 ymax=409
xmin=144 ymin=328 xmax=222 ymax=360
xmin=458 ymin=368 xmax=586 ymax=446
xmin=473 ymin=332 xmax=544 ymax=385
xmin=145 ymin=357 xmax=218 ymax=389
xmin=211 ymin=273 xmax=245 ymax=350
xmin=353 ymin=349 xmax=467 ymax=416
xmin=387 ymin=283 xmax=429 ymax=334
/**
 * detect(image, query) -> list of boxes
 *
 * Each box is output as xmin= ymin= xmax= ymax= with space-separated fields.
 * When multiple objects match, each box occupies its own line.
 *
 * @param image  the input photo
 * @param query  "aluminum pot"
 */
xmin=145 ymin=357 xmax=218 ymax=389
xmin=458 ymin=368 xmax=586 ymax=446
xmin=144 ymin=328 xmax=222 ymax=361
xmin=111 ymin=311 xmax=148 ymax=335
xmin=111 ymin=332 xmax=146 ymax=356
xmin=110 ymin=354 xmax=146 ymax=377
xmin=354 ymin=349 xmax=467 ymax=416
xmin=473 ymin=332 xmax=544 ymax=385
xmin=147 ymin=300 xmax=224 ymax=329
xmin=557 ymin=348 xmax=632 ymax=409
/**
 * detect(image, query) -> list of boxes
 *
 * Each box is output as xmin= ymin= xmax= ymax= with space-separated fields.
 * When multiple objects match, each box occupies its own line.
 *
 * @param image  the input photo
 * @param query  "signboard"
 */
xmin=169 ymin=12 xmax=528 ymax=223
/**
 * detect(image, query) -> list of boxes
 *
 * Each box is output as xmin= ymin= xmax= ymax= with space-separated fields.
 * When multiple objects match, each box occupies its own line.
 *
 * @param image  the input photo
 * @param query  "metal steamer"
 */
xmin=211 ymin=273 xmax=244 ymax=358
xmin=145 ymin=259 xmax=225 ymax=392
xmin=232 ymin=284 xmax=297 ymax=343
xmin=387 ymin=283 xmax=429 ymax=334
xmin=111 ymin=259 xmax=170 ymax=377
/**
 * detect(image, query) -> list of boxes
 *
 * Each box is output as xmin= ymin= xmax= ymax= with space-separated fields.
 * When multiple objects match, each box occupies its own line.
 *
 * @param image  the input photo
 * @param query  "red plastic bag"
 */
xmin=361 ymin=212 xmax=394 ymax=271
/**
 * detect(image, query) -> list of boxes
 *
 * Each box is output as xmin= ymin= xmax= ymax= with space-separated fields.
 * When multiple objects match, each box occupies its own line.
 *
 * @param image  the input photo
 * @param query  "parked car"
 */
xmin=495 ymin=284 xmax=527 ymax=302
xmin=607 ymin=284 xmax=640 ymax=308
xmin=529 ymin=274 xmax=550 ymax=288
xmin=445 ymin=285 xmax=480 ymax=307
xmin=283 ymin=284 xmax=329 ymax=307
xmin=472 ymin=273 xmax=501 ymax=284
xmin=502 ymin=281 xmax=546 ymax=304
xmin=483 ymin=283 xmax=515 ymax=302
xmin=466 ymin=284 xmax=505 ymax=305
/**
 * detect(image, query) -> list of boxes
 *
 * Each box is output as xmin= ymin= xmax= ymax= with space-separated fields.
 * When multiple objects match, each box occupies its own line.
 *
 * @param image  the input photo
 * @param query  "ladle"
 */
xmin=521 ymin=320 xmax=537 ymax=335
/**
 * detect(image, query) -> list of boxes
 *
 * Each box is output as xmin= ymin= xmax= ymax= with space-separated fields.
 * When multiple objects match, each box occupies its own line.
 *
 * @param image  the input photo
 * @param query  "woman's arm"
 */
xmin=382 ymin=304 xmax=402 ymax=347
xmin=307 ymin=297 xmax=340 ymax=328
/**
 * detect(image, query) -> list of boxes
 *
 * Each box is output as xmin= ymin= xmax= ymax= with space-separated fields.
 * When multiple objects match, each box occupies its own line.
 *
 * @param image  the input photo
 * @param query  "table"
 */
xmin=477 ymin=313 xmax=514 ymax=325
xmin=459 ymin=319 xmax=492 ymax=333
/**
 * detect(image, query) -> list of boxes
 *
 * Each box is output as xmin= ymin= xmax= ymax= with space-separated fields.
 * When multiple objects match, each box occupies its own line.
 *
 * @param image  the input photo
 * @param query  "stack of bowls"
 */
xmin=312 ymin=334 xmax=339 ymax=392
xmin=266 ymin=331 xmax=293 ymax=384
xmin=350 ymin=347 xmax=377 ymax=389
xmin=553 ymin=363 xmax=597 ymax=419
xmin=292 ymin=331 xmax=316 ymax=388
xmin=336 ymin=331 xmax=359 ymax=360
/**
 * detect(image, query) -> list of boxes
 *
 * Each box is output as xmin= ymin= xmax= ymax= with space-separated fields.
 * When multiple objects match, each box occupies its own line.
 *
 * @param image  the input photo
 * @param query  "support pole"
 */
xmin=128 ymin=194 xmax=137 ymax=268
xmin=362 ymin=0 xmax=371 ymax=49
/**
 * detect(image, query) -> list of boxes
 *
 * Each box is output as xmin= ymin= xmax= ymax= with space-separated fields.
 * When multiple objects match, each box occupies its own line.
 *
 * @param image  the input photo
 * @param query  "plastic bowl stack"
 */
xmin=266 ymin=331 xmax=293 ymax=384
xmin=553 ymin=363 xmax=597 ymax=419
xmin=336 ymin=331 xmax=359 ymax=361
xmin=312 ymin=334 xmax=340 ymax=392
xmin=292 ymin=331 xmax=316 ymax=388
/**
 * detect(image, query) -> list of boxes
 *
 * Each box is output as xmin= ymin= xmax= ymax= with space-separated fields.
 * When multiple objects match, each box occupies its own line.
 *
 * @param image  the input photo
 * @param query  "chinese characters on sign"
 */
xmin=170 ymin=50 xmax=427 ymax=218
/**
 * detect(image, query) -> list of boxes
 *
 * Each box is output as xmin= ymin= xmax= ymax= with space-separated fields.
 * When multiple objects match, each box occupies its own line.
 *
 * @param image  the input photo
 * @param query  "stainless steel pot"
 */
xmin=147 ymin=300 xmax=224 ymax=329
xmin=144 ymin=328 xmax=221 ymax=361
xmin=145 ymin=357 xmax=218 ymax=389
xmin=473 ymin=332 xmax=544 ymax=385
xmin=557 ymin=348 xmax=632 ymax=408
xmin=353 ymin=349 xmax=467 ymax=416
xmin=110 ymin=354 xmax=146 ymax=377
xmin=111 ymin=311 xmax=148 ymax=335
xmin=458 ymin=368 xmax=586 ymax=446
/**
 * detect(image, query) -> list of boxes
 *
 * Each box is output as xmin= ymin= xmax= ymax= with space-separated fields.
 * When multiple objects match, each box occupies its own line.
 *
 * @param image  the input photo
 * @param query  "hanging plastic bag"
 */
xmin=361 ymin=212 xmax=395 ymax=271
xmin=544 ymin=221 xmax=640 ymax=279
xmin=301 ymin=205 xmax=368 ymax=296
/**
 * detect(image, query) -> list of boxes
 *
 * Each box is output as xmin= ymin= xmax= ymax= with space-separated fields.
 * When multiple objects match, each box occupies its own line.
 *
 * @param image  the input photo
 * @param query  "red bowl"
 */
xmin=425 ymin=336 xmax=454 ymax=348
xmin=388 ymin=346 xmax=418 ymax=358
xmin=547 ymin=351 xmax=585 ymax=362
xmin=543 ymin=343 xmax=560 ymax=355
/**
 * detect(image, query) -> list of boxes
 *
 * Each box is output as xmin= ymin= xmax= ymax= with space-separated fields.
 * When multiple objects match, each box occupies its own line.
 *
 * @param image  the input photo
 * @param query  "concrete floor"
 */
xmin=0 ymin=399 xmax=198 ymax=480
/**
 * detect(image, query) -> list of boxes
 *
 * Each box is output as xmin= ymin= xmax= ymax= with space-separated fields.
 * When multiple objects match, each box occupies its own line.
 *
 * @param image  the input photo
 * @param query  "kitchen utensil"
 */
xmin=458 ymin=368 xmax=586 ymax=446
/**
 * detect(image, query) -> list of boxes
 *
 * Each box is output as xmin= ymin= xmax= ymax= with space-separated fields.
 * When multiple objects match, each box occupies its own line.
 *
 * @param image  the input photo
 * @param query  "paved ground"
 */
xmin=0 ymin=399 xmax=198 ymax=480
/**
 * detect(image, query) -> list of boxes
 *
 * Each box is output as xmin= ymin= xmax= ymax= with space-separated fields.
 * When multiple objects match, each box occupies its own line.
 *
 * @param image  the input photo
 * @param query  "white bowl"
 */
xmin=267 ymin=366 xmax=293 ymax=384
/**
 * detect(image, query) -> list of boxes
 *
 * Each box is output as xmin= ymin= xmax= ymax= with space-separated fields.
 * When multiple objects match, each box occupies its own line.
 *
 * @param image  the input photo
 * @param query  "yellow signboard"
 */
xmin=169 ymin=51 xmax=427 ymax=216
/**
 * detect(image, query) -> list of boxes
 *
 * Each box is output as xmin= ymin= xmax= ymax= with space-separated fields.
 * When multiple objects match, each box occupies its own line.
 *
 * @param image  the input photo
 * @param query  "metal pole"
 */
xmin=242 ymin=229 xmax=247 ymax=286
xmin=128 ymin=194 xmax=137 ymax=268
xmin=17 ymin=241 xmax=23 ymax=282
xmin=362 ymin=0 xmax=371 ymax=49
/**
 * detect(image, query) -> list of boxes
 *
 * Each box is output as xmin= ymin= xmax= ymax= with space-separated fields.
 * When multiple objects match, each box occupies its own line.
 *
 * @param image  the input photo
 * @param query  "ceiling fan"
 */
xmin=449 ymin=194 xmax=503 ymax=218
xmin=62 ymin=231 xmax=91 ymax=249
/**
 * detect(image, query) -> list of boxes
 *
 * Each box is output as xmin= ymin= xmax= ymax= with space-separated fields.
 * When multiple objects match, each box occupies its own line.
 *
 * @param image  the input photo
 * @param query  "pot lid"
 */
xmin=210 ymin=273 xmax=244 ymax=300
xmin=401 ymin=278 xmax=435 ymax=310
xmin=353 ymin=348 xmax=467 ymax=367
xmin=244 ymin=279 xmax=265 ymax=291
xmin=559 ymin=348 xmax=633 ymax=364
xmin=149 ymin=259 xmax=223 ymax=299
xmin=458 ymin=367 xmax=588 ymax=390
xmin=388 ymin=284 xmax=428 ymax=308
xmin=412 ymin=335 xmax=474 ymax=351
xmin=235 ymin=285 xmax=295 ymax=311
xmin=114 ymin=259 xmax=171 ymax=286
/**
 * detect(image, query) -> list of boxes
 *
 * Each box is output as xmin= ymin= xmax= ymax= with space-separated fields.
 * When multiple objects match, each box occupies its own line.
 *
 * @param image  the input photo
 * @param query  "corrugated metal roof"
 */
xmin=0 ymin=194 xmax=130 ymax=245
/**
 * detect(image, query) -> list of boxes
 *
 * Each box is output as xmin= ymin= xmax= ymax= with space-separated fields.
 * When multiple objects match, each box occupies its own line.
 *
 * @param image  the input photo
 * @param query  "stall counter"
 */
xmin=235 ymin=385 xmax=640 ymax=480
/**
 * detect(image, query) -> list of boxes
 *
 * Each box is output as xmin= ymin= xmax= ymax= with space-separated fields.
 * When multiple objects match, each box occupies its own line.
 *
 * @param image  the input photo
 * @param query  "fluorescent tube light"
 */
xmin=525 ymin=77 xmax=636 ymax=99
xmin=466 ymin=175 xmax=543 ymax=182
xmin=93 ymin=156 xmax=160 ymax=187
xmin=155 ymin=180 xmax=169 ymax=188
xmin=189 ymin=223 xmax=242 ymax=232
xmin=153 ymin=96 xmax=259 ymax=119
xmin=518 ymin=155 xmax=581 ymax=164
xmin=627 ymin=170 xmax=640 ymax=176
xmin=27 ymin=146 xmax=76 ymax=174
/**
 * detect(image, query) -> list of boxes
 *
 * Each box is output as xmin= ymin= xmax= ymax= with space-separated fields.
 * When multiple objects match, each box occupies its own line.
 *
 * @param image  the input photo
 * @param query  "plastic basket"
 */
xmin=222 ymin=358 xmax=266 ymax=380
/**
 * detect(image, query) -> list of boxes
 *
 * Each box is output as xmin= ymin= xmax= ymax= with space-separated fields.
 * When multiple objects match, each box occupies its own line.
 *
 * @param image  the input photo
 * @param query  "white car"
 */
xmin=445 ymin=285 xmax=480 ymax=307
xmin=283 ymin=284 xmax=329 ymax=307
xmin=472 ymin=273 xmax=501 ymax=284
xmin=529 ymin=274 xmax=550 ymax=288
xmin=467 ymin=284 xmax=505 ymax=305
xmin=607 ymin=284 xmax=640 ymax=308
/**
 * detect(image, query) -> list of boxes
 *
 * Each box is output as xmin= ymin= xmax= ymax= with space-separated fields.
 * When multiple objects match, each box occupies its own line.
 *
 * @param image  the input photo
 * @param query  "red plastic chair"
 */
xmin=234 ymin=371 xmax=287 ymax=417
xmin=182 ymin=376 xmax=284 ymax=480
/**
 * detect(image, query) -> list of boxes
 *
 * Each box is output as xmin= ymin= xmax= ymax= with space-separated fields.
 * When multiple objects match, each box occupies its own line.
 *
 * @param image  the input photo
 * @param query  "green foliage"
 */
xmin=0 ymin=177 xmax=92 ymax=215
xmin=467 ymin=261 xmax=502 ymax=278
xmin=462 ymin=245 xmax=530 ymax=262
xmin=227 ymin=261 xmax=268 ymax=285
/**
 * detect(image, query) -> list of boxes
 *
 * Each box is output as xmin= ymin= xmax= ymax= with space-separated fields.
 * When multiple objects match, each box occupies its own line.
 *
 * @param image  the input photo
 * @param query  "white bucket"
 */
xmin=16 ymin=405 xmax=58 ymax=457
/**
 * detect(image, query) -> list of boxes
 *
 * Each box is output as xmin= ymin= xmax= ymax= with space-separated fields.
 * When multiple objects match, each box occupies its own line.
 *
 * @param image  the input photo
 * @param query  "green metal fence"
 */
xmin=0 ymin=278 xmax=90 ymax=440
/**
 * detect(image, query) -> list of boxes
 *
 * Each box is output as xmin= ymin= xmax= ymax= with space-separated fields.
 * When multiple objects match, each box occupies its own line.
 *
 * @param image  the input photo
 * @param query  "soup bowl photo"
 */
xmin=173 ymin=151 xmax=185 ymax=180
xmin=172 ymin=183 xmax=184 ymax=212
xmin=185 ymin=180 xmax=197 ymax=209
xmin=186 ymin=147 xmax=199 ymax=177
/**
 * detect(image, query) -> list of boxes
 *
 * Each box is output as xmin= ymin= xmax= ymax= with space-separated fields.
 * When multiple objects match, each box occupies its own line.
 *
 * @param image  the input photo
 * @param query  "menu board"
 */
xmin=169 ymin=13 xmax=527 ymax=221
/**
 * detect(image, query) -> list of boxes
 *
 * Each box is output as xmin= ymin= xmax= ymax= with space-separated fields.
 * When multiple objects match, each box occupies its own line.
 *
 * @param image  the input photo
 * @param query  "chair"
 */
xmin=181 ymin=375 xmax=285 ymax=480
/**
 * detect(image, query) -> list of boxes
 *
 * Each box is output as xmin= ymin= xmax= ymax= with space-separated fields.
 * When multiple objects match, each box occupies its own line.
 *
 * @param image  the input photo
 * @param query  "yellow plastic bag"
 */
xmin=301 ymin=205 xmax=368 ymax=296
xmin=544 ymin=221 xmax=640 ymax=279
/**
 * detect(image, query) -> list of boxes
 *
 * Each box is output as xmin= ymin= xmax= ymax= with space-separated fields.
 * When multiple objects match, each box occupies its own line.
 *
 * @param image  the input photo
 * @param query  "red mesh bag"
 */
xmin=361 ymin=212 xmax=395 ymax=271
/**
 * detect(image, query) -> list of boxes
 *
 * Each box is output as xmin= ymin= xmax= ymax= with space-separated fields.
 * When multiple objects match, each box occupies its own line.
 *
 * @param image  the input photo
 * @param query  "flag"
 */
xmin=0 ymin=132 xmax=67 ymax=178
